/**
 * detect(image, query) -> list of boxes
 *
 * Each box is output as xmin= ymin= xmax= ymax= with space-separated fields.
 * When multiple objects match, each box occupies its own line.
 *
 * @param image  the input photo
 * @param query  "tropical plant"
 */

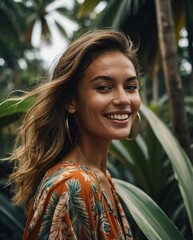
xmin=0 ymin=0 xmax=47 ymax=98
xmin=112 ymin=104 xmax=193 ymax=239
xmin=0 ymin=0 xmax=30 ymax=91
xmin=114 ymin=179 xmax=185 ymax=240
xmin=21 ymin=0 xmax=78 ymax=46
xmin=0 ymin=0 xmax=81 ymax=97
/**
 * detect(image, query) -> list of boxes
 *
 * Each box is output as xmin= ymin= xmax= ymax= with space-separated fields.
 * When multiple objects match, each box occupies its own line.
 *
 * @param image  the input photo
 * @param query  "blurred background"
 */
xmin=0 ymin=0 xmax=193 ymax=239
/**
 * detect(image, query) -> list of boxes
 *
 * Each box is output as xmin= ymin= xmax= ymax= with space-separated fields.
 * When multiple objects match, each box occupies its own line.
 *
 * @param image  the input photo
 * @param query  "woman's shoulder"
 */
xmin=44 ymin=161 xmax=98 ymax=186
xmin=34 ymin=161 xmax=100 ymax=202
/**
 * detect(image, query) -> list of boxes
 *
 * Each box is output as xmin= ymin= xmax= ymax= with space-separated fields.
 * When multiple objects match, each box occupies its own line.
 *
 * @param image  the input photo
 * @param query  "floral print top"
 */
xmin=22 ymin=161 xmax=133 ymax=240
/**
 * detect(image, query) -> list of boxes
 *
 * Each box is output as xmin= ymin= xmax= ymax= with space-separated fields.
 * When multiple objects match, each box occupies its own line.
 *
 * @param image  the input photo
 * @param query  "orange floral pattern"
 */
xmin=23 ymin=161 xmax=133 ymax=240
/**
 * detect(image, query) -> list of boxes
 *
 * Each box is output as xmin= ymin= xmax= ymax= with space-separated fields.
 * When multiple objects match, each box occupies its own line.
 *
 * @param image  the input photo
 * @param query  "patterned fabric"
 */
xmin=23 ymin=161 xmax=133 ymax=240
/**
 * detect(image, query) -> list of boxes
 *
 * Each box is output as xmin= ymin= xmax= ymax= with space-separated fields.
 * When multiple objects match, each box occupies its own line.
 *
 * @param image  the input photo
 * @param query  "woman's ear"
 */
xmin=67 ymin=100 xmax=76 ymax=113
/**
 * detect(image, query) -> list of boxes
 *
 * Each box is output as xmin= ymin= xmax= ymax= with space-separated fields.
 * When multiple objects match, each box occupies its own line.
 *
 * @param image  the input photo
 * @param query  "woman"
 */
xmin=10 ymin=29 xmax=141 ymax=239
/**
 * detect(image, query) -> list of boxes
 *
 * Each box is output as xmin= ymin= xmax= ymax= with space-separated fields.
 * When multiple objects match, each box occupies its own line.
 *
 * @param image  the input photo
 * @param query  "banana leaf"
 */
xmin=114 ymin=178 xmax=185 ymax=240
xmin=0 ymin=97 xmax=35 ymax=128
xmin=140 ymin=103 xmax=193 ymax=230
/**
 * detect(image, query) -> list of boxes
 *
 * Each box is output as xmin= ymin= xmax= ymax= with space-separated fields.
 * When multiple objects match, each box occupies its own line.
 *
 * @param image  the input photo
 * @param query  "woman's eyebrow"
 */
xmin=126 ymin=76 xmax=138 ymax=81
xmin=91 ymin=75 xmax=113 ymax=83
xmin=91 ymin=75 xmax=138 ymax=83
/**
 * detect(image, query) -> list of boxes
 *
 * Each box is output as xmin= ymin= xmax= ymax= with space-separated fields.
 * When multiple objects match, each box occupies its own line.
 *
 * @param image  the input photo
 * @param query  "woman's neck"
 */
xmin=78 ymin=143 xmax=108 ymax=173
xmin=65 ymin=138 xmax=110 ymax=174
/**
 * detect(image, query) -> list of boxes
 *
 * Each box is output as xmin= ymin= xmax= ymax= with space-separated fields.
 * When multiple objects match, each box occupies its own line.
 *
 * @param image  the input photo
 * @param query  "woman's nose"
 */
xmin=112 ymin=89 xmax=131 ymax=106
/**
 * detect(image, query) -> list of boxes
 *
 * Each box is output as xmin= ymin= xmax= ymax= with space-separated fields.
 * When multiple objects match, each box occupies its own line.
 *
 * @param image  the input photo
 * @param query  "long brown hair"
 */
xmin=9 ymin=29 xmax=141 ymax=210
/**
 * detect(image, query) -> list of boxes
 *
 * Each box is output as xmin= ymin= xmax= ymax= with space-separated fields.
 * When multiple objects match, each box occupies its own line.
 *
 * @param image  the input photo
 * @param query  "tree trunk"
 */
xmin=155 ymin=0 xmax=193 ymax=163
xmin=185 ymin=0 xmax=193 ymax=96
xmin=152 ymin=62 xmax=159 ymax=104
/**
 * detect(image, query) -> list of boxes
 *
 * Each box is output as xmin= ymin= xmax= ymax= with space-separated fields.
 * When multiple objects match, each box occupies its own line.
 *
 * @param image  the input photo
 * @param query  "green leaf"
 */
xmin=0 ymin=97 xmax=35 ymax=127
xmin=110 ymin=138 xmax=151 ymax=194
xmin=97 ymin=0 xmax=121 ymax=27
xmin=140 ymin=103 xmax=193 ymax=230
xmin=97 ymin=0 xmax=141 ymax=28
xmin=77 ymin=0 xmax=100 ymax=18
xmin=111 ymin=0 xmax=132 ymax=28
xmin=145 ymin=123 xmax=164 ymax=197
xmin=114 ymin=179 xmax=185 ymax=240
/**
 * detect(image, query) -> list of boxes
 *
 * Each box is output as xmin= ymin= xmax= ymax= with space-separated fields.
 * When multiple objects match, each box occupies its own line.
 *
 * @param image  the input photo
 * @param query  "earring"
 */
xmin=126 ymin=112 xmax=141 ymax=141
xmin=65 ymin=115 xmax=77 ymax=145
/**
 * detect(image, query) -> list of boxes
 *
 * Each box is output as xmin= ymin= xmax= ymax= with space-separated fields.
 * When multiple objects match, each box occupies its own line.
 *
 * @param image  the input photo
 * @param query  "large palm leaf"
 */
xmin=114 ymin=179 xmax=185 ymax=240
xmin=140 ymin=104 xmax=193 ymax=230
xmin=23 ymin=0 xmax=77 ymax=46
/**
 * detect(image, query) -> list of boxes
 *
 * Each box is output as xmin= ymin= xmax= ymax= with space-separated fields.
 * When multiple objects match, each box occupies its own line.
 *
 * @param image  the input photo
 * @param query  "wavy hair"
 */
xmin=9 ymin=29 xmax=141 ymax=210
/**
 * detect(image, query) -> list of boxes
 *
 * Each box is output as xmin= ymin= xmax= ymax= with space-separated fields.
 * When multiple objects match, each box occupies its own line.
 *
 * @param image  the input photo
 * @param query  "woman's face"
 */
xmin=71 ymin=51 xmax=141 ymax=142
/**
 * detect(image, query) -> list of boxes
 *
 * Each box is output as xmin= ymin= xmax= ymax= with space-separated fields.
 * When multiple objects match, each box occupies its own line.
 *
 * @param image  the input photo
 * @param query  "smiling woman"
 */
xmin=73 ymin=51 xmax=141 ymax=143
xmin=8 ymin=29 xmax=141 ymax=239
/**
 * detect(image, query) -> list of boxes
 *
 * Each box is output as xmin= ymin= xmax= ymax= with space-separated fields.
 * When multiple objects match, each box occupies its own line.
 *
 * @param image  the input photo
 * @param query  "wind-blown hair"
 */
xmin=9 ymin=29 xmax=141 ymax=210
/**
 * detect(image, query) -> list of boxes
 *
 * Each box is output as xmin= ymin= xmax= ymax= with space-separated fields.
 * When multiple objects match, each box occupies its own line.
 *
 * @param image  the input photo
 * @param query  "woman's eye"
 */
xmin=96 ymin=86 xmax=111 ymax=92
xmin=125 ymin=85 xmax=138 ymax=91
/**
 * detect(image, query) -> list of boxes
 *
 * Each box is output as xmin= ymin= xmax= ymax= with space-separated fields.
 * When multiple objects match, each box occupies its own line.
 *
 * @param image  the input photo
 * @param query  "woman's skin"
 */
xmin=63 ymin=50 xmax=141 ymax=215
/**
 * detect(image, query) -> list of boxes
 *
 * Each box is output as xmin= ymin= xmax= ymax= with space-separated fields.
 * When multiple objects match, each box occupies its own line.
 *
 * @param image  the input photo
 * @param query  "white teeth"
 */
xmin=107 ymin=114 xmax=129 ymax=120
